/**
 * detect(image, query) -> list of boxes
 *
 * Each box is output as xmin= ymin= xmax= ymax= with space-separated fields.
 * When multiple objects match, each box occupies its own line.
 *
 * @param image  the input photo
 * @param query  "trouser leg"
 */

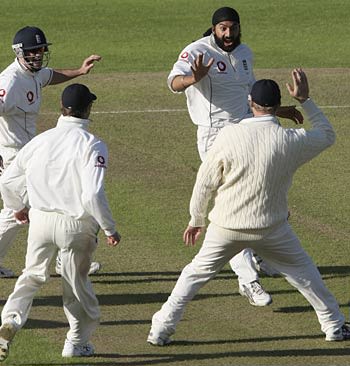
xmin=153 ymin=223 xmax=244 ymax=331
xmin=0 ymin=207 xmax=23 ymax=266
xmin=250 ymin=222 xmax=344 ymax=334
xmin=60 ymin=248 xmax=100 ymax=344
xmin=1 ymin=212 xmax=56 ymax=329
xmin=55 ymin=216 xmax=100 ymax=345
xmin=229 ymin=248 xmax=259 ymax=285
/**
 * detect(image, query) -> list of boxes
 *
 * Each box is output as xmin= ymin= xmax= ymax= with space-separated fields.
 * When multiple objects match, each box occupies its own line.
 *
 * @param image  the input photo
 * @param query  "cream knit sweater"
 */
xmin=189 ymin=98 xmax=335 ymax=231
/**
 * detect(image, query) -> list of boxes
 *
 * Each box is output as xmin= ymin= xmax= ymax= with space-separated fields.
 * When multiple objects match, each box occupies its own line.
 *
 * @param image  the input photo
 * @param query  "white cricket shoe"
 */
xmin=0 ymin=266 xmax=14 ymax=278
xmin=0 ymin=321 xmax=17 ymax=362
xmin=239 ymin=280 xmax=272 ymax=306
xmin=62 ymin=339 xmax=94 ymax=357
xmin=87 ymin=261 xmax=101 ymax=275
xmin=325 ymin=324 xmax=350 ymax=341
xmin=55 ymin=256 xmax=101 ymax=276
xmin=147 ymin=326 xmax=174 ymax=346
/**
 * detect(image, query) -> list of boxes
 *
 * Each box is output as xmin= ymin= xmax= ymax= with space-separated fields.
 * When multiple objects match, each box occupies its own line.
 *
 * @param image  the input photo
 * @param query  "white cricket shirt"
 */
xmin=168 ymin=34 xmax=255 ymax=127
xmin=0 ymin=115 xmax=116 ymax=236
xmin=0 ymin=58 xmax=53 ymax=148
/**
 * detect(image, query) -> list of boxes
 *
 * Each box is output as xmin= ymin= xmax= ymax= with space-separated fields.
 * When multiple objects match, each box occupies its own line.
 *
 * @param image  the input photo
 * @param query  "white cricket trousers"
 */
xmin=1 ymin=209 xmax=100 ymax=345
xmin=152 ymin=222 xmax=344 ymax=335
xmin=0 ymin=146 xmax=24 ymax=266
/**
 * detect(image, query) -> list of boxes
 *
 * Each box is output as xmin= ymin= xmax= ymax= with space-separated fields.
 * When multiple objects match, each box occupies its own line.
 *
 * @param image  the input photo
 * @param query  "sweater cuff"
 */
xmin=104 ymin=228 xmax=116 ymax=237
xmin=300 ymin=97 xmax=317 ymax=114
xmin=189 ymin=216 xmax=206 ymax=227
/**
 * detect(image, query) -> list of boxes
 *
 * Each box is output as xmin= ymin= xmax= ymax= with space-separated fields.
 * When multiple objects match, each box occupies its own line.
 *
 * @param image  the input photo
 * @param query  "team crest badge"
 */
xmin=217 ymin=61 xmax=226 ymax=72
xmin=27 ymin=91 xmax=34 ymax=103
xmin=95 ymin=155 xmax=107 ymax=168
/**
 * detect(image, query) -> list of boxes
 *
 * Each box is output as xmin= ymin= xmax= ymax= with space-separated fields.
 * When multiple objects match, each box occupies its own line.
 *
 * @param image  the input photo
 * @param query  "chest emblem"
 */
xmin=217 ymin=61 xmax=227 ymax=72
xmin=27 ymin=91 xmax=34 ymax=104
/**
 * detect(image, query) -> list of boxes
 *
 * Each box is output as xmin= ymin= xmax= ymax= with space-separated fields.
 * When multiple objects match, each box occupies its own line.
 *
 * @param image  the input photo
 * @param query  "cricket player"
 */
xmin=148 ymin=68 xmax=350 ymax=345
xmin=167 ymin=7 xmax=302 ymax=306
xmin=0 ymin=83 xmax=121 ymax=360
xmin=0 ymin=26 xmax=102 ymax=277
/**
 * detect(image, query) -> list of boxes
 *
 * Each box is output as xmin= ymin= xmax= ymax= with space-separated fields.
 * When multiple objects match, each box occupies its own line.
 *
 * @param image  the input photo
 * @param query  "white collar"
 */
xmin=57 ymin=115 xmax=90 ymax=130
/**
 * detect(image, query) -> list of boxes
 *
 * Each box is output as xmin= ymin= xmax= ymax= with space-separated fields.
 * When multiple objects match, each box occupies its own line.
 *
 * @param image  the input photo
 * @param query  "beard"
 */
xmin=214 ymin=32 xmax=241 ymax=52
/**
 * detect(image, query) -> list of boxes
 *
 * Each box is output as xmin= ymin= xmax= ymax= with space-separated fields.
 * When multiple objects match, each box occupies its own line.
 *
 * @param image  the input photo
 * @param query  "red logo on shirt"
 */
xmin=27 ymin=91 xmax=34 ymax=103
xmin=95 ymin=155 xmax=106 ymax=168
xmin=0 ymin=89 xmax=6 ymax=97
xmin=180 ymin=52 xmax=189 ymax=59
xmin=217 ymin=61 xmax=226 ymax=72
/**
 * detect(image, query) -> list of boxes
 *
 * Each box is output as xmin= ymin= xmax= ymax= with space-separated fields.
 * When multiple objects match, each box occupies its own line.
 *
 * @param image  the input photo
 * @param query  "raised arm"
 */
xmin=171 ymin=53 xmax=214 ymax=92
xmin=49 ymin=54 xmax=102 ymax=85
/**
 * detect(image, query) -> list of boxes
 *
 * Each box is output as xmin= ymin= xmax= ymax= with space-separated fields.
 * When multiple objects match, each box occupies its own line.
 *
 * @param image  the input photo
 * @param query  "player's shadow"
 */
xmin=25 ymin=318 xmax=150 ymax=329
xmin=89 ymin=265 xmax=350 ymax=285
xmin=79 ymin=347 xmax=350 ymax=365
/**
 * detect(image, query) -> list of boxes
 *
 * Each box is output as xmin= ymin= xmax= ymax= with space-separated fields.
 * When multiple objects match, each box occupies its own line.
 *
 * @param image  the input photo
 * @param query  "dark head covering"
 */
xmin=250 ymin=79 xmax=281 ymax=107
xmin=13 ymin=26 xmax=51 ymax=51
xmin=212 ymin=7 xmax=240 ymax=25
xmin=62 ymin=84 xmax=97 ymax=112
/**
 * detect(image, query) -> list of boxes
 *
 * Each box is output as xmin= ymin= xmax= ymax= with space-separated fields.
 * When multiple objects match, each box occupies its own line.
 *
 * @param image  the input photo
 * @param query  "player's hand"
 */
xmin=107 ymin=231 xmax=121 ymax=247
xmin=79 ymin=55 xmax=102 ymax=75
xmin=191 ymin=53 xmax=214 ymax=83
xmin=183 ymin=225 xmax=203 ymax=246
xmin=14 ymin=207 xmax=29 ymax=224
xmin=276 ymin=105 xmax=304 ymax=124
xmin=286 ymin=68 xmax=309 ymax=103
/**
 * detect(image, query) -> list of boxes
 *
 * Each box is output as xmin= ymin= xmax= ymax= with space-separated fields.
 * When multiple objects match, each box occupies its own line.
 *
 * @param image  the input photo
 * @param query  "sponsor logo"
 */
xmin=217 ymin=61 xmax=226 ymax=72
xmin=242 ymin=59 xmax=248 ymax=71
xmin=95 ymin=155 xmax=107 ymax=168
xmin=180 ymin=52 xmax=189 ymax=59
xmin=0 ymin=89 xmax=6 ymax=97
xmin=35 ymin=34 xmax=42 ymax=44
xmin=27 ymin=91 xmax=34 ymax=103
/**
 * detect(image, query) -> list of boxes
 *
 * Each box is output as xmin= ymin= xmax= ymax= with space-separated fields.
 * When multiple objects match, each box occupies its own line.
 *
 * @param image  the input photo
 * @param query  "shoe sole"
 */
xmin=325 ymin=335 xmax=343 ymax=341
xmin=62 ymin=352 xmax=95 ymax=357
xmin=147 ymin=334 xmax=171 ymax=346
xmin=0 ymin=344 xmax=9 ymax=362
xmin=147 ymin=338 xmax=171 ymax=346
xmin=0 ymin=323 xmax=17 ymax=342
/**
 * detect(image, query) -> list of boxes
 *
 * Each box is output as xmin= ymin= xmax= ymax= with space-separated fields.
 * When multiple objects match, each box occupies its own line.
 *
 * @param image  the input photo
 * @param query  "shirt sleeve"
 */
xmin=38 ymin=67 xmax=54 ymax=87
xmin=0 ymin=77 xmax=16 ymax=115
xmin=293 ymin=98 xmax=336 ymax=166
xmin=80 ymin=139 xmax=116 ymax=236
xmin=167 ymin=42 xmax=210 ymax=93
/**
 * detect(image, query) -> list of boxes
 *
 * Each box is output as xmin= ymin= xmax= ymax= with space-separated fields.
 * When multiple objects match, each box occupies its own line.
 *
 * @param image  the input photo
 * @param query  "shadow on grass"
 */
xmin=16 ymin=347 xmax=350 ymax=366
xmin=89 ymin=265 xmax=350 ymax=283
xmin=25 ymin=318 xmax=153 ymax=329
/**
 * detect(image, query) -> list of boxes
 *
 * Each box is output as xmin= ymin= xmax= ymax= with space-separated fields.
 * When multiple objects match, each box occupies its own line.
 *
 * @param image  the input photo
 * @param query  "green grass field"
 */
xmin=0 ymin=1 xmax=350 ymax=365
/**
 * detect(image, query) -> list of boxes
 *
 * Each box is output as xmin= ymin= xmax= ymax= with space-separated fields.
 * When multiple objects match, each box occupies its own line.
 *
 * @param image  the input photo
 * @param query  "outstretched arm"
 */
xmin=49 ymin=54 xmax=102 ymax=85
xmin=171 ymin=53 xmax=214 ymax=92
